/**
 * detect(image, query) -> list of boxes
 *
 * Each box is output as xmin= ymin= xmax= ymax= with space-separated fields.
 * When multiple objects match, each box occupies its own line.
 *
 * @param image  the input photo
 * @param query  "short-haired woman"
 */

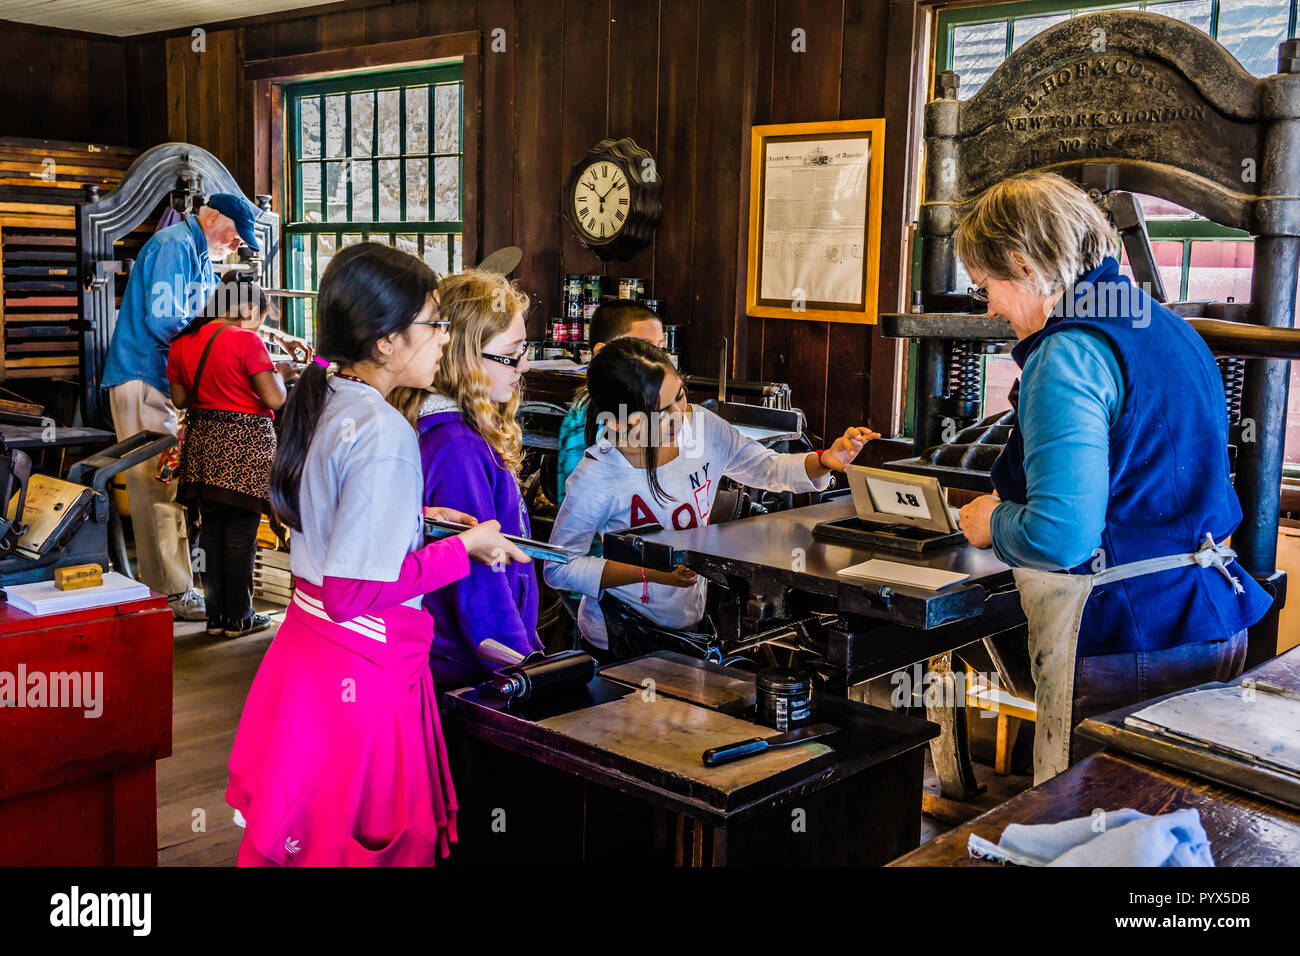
xmin=953 ymin=172 xmax=1271 ymax=783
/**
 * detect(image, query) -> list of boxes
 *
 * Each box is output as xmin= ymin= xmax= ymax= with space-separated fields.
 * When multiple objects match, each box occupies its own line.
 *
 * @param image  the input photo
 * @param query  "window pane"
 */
xmin=452 ymin=235 xmax=463 ymax=273
xmin=424 ymin=234 xmax=451 ymax=276
xmin=1288 ymin=363 xmax=1300 ymax=465
xmin=299 ymin=96 xmax=320 ymax=159
xmin=378 ymin=158 xmax=401 ymax=220
xmin=325 ymin=162 xmax=348 ymax=222
xmin=1186 ymin=240 xmax=1254 ymax=301
xmin=1217 ymin=0 xmax=1288 ymax=77
xmin=983 ymin=355 xmax=1018 ymax=417
xmin=300 ymin=163 xmax=322 ymax=222
xmin=341 ymin=233 xmax=363 ymax=249
xmin=406 ymin=158 xmax=428 ymax=220
xmin=1136 ymin=192 xmax=1195 ymax=219
xmin=377 ymin=89 xmax=401 ymax=155
xmin=316 ymin=234 xmax=336 ymax=286
xmin=351 ymin=92 xmax=374 ymax=157
xmin=1119 ymin=239 xmax=1183 ymax=300
xmin=434 ymin=84 xmax=460 ymax=152
xmin=1011 ymin=14 xmax=1069 ymax=51
xmin=434 ymin=157 xmax=459 ymax=221
xmin=324 ymin=94 xmax=346 ymax=159
xmin=951 ymin=20 xmax=1006 ymax=98
xmin=352 ymin=162 xmax=373 ymax=220
xmin=395 ymin=234 xmax=419 ymax=258
xmin=1147 ymin=0 xmax=1212 ymax=33
xmin=406 ymin=86 xmax=428 ymax=154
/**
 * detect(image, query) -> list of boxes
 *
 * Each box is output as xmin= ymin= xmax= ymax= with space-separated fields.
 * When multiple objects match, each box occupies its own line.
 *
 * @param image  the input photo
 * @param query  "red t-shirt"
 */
xmin=167 ymin=323 xmax=276 ymax=418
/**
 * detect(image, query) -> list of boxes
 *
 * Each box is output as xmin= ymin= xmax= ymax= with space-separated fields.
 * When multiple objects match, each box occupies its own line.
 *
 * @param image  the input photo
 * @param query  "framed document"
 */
xmin=746 ymin=119 xmax=885 ymax=324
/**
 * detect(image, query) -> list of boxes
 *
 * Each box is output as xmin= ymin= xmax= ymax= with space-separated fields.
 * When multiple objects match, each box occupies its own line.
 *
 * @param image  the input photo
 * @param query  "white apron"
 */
xmin=1018 ymin=533 xmax=1245 ymax=784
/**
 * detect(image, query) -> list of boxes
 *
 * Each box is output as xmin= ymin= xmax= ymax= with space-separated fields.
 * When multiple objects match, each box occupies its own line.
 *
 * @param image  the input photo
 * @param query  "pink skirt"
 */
xmin=226 ymin=579 xmax=457 ymax=866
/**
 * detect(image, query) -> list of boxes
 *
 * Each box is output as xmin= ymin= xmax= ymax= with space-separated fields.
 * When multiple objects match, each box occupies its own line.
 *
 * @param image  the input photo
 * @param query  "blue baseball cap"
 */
xmin=206 ymin=192 xmax=261 ymax=252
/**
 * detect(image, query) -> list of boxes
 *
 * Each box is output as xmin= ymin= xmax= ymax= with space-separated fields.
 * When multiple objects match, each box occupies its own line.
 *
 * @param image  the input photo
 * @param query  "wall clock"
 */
xmin=562 ymin=137 xmax=662 ymax=262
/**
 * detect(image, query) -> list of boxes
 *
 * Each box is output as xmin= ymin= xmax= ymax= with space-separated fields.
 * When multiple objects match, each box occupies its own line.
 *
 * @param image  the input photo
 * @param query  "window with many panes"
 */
xmin=930 ymin=0 xmax=1300 ymax=465
xmin=285 ymin=64 xmax=465 ymax=341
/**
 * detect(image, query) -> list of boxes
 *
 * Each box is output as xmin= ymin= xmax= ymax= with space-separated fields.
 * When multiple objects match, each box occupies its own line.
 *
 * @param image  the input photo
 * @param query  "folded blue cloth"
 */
xmin=967 ymin=808 xmax=1214 ymax=867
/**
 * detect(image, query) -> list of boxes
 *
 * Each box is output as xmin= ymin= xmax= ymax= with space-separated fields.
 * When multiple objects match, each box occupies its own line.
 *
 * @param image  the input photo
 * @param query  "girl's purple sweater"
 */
xmin=415 ymin=393 xmax=540 ymax=687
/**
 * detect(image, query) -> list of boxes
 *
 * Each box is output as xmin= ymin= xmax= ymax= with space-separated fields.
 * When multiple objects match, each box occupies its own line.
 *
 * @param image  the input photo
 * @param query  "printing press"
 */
xmin=605 ymin=10 xmax=1300 ymax=805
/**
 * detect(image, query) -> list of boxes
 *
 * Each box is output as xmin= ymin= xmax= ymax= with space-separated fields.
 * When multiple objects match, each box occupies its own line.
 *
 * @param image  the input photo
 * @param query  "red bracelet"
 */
xmin=813 ymin=448 xmax=828 ymax=465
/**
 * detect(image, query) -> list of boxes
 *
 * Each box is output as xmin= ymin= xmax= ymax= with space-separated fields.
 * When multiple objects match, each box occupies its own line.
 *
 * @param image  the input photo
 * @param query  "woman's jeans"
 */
xmin=1070 ymin=629 xmax=1249 ymax=762
xmin=197 ymin=502 xmax=262 ymax=626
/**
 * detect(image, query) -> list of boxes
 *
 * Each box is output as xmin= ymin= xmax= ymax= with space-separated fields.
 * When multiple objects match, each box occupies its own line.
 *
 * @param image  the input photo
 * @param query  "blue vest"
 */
xmin=990 ymin=258 xmax=1271 ymax=657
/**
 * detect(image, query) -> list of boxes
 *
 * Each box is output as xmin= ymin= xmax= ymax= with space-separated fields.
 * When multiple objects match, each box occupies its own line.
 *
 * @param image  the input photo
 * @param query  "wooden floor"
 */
xmin=157 ymin=608 xmax=1031 ymax=865
xmin=156 ymin=604 xmax=282 ymax=866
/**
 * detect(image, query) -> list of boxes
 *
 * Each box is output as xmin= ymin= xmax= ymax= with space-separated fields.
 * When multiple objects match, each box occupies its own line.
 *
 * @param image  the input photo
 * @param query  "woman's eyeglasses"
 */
xmin=412 ymin=319 xmax=451 ymax=331
xmin=968 ymin=286 xmax=988 ymax=305
xmin=482 ymin=351 xmax=525 ymax=368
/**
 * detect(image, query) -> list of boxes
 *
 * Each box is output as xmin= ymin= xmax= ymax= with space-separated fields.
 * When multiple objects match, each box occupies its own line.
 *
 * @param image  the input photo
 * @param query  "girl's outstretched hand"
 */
xmin=424 ymin=506 xmax=479 ymax=526
xmin=819 ymin=426 xmax=881 ymax=471
xmin=458 ymin=519 xmax=530 ymax=567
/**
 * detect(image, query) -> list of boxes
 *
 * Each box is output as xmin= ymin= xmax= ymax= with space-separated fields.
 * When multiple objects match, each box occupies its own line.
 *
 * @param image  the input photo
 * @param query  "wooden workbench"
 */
xmin=442 ymin=651 xmax=938 ymax=866
xmin=891 ymin=646 xmax=1300 ymax=866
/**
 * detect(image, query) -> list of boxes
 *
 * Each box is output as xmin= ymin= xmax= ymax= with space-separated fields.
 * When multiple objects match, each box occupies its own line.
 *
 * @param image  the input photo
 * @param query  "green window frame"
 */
xmin=905 ymin=0 xmax=1295 ymax=435
xmin=284 ymin=62 xmax=465 ymax=340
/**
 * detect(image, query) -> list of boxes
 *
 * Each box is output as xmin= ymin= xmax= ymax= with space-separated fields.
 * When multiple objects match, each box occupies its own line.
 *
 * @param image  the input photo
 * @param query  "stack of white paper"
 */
xmin=837 ymin=558 xmax=969 ymax=590
xmin=4 ymin=571 xmax=150 ymax=616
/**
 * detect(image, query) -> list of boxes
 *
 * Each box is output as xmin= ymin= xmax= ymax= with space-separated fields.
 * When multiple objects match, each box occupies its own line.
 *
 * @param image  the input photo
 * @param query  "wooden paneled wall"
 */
xmin=0 ymin=20 xmax=167 ymax=150
xmin=148 ymin=0 xmax=922 ymax=440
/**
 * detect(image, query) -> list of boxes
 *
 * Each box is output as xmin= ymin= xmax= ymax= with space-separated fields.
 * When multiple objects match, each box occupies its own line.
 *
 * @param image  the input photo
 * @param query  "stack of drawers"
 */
xmin=253 ymin=545 xmax=292 ymax=607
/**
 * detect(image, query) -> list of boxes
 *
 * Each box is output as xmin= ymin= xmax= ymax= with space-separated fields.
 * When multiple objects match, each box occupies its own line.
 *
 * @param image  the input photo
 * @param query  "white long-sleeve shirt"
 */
xmin=544 ymin=405 xmax=831 ymax=648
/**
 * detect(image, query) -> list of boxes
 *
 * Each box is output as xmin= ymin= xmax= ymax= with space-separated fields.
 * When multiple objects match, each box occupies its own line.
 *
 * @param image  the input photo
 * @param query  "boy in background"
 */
xmin=555 ymin=300 xmax=664 ymax=504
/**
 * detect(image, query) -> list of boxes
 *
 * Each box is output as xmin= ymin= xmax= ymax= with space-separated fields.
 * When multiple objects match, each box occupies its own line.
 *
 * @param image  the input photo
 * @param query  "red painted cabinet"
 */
xmin=0 ymin=594 xmax=172 ymax=865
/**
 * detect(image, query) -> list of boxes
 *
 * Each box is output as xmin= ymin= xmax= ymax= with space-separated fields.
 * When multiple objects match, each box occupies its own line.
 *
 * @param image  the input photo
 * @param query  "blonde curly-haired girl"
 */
xmin=390 ymin=269 xmax=541 ymax=687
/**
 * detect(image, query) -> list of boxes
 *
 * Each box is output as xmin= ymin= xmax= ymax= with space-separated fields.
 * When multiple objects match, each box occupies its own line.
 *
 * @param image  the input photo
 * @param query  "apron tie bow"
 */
xmin=1192 ymin=532 xmax=1244 ymax=594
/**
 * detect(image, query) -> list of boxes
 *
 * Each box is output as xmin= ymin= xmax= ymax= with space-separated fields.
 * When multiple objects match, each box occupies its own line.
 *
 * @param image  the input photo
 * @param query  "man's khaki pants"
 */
xmin=109 ymin=380 xmax=193 ymax=597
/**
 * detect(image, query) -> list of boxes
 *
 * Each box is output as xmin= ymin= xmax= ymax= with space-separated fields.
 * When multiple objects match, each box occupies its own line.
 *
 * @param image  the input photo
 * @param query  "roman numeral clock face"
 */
xmin=572 ymin=161 xmax=629 ymax=243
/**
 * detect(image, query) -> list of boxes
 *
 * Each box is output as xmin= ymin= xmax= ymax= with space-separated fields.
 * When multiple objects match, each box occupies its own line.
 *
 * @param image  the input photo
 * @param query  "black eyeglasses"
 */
xmin=968 ymin=286 xmax=988 ymax=304
xmin=482 ymin=351 xmax=525 ymax=368
xmin=412 ymin=319 xmax=451 ymax=331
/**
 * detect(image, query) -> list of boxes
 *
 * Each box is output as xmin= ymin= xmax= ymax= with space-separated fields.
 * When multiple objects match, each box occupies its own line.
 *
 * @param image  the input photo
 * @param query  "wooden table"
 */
xmin=892 ymin=646 xmax=1300 ymax=866
xmin=442 ymin=651 xmax=938 ymax=866
xmin=0 ymin=592 xmax=173 ymax=865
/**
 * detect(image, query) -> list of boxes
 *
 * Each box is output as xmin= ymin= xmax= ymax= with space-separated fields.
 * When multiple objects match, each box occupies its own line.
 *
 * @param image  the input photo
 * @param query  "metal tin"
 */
xmin=662 ymin=324 xmax=680 ymax=354
xmin=756 ymin=667 xmax=812 ymax=732
xmin=642 ymin=299 xmax=662 ymax=315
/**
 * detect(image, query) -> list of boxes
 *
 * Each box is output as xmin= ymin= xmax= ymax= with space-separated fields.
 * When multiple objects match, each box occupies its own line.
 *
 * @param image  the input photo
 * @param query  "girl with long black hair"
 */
xmin=544 ymin=337 xmax=877 ymax=659
xmin=226 ymin=242 xmax=528 ymax=866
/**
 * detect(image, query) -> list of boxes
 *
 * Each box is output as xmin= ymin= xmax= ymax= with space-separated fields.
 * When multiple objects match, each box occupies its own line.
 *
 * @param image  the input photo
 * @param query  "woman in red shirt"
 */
xmin=167 ymin=278 xmax=295 ymax=637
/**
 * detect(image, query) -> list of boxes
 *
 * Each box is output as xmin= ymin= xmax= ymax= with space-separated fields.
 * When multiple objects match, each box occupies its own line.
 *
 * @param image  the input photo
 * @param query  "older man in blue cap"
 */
xmin=103 ymin=193 xmax=279 ymax=621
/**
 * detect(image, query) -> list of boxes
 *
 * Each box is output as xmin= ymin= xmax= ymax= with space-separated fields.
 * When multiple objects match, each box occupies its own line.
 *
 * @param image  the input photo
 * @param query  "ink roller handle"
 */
xmin=489 ymin=647 xmax=596 ymax=702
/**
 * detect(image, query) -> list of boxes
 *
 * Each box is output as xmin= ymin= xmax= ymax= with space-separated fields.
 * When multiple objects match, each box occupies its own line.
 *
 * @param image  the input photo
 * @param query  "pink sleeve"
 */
xmin=321 ymin=536 xmax=469 ymax=621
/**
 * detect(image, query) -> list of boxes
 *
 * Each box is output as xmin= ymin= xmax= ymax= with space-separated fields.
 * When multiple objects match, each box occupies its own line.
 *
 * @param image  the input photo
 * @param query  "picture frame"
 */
xmin=746 ymin=118 xmax=886 ymax=324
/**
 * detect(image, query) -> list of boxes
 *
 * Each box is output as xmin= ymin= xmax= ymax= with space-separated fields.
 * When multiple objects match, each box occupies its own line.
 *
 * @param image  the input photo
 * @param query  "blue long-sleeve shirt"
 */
xmin=102 ymin=217 xmax=216 ymax=393
xmin=990 ymin=328 xmax=1125 ymax=570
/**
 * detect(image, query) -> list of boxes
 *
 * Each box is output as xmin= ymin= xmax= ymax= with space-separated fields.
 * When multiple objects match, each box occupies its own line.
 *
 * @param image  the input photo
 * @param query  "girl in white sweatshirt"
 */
xmin=544 ymin=337 xmax=878 ymax=655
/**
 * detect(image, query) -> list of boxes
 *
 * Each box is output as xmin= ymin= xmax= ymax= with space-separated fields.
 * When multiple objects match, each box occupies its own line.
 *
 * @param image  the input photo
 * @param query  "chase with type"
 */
xmin=49 ymin=887 xmax=151 ymax=936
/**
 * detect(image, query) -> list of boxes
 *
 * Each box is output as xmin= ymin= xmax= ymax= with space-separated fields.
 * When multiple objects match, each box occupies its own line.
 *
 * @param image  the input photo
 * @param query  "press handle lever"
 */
xmin=702 ymin=737 xmax=770 ymax=767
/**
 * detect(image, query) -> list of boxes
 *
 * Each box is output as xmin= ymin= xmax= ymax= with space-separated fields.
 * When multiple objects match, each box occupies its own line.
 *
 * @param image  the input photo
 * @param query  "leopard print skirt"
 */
xmin=178 ymin=407 xmax=276 ymax=513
